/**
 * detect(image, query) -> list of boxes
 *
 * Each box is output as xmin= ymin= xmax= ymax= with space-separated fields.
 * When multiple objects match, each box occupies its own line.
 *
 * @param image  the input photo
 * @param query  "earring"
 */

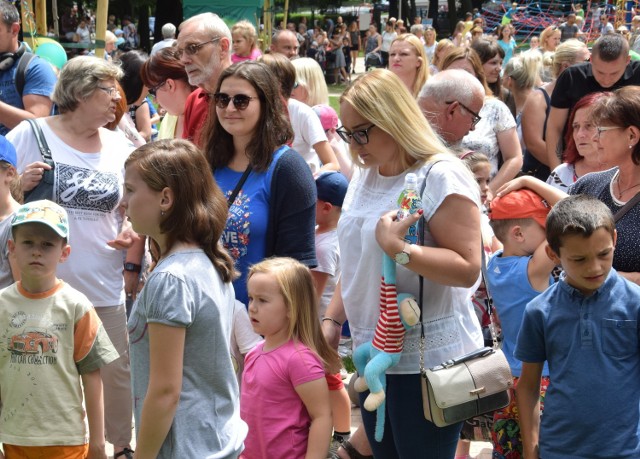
xmin=161 ymin=210 xmax=166 ymax=216
xmin=630 ymin=145 xmax=634 ymax=149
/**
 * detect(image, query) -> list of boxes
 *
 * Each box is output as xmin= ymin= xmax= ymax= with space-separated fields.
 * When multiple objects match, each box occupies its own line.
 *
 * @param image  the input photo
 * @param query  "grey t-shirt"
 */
xmin=129 ymin=249 xmax=247 ymax=458
xmin=0 ymin=213 xmax=14 ymax=289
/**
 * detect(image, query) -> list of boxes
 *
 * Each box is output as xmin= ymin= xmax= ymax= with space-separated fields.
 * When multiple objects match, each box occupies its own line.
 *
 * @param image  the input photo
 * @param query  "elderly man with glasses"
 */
xmin=177 ymin=12 xmax=232 ymax=146
xmin=417 ymin=69 xmax=485 ymax=147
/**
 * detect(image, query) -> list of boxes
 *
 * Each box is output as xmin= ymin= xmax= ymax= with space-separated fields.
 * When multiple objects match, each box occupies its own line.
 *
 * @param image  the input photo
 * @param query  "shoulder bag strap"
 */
xmin=416 ymin=160 xmax=441 ymax=373
xmin=25 ymin=118 xmax=52 ymax=162
xmin=614 ymin=191 xmax=640 ymax=222
xmin=226 ymin=165 xmax=252 ymax=208
xmin=480 ymin=247 xmax=500 ymax=349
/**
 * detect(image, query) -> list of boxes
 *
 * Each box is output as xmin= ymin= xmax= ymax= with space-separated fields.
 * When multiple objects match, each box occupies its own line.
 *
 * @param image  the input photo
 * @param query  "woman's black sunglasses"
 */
xmin=213 ymin=93 xmax=258 ymax=110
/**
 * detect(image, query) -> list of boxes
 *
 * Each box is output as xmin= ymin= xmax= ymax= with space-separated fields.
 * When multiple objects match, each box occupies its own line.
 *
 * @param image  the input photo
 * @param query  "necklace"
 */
xmin=615 ymin=173 xmax=640 ymax=199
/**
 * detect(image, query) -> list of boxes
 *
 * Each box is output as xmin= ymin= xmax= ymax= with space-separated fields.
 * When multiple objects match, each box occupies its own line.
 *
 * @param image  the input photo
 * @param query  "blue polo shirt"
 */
xmin=515 ymin=269 xmax=640 ymax=459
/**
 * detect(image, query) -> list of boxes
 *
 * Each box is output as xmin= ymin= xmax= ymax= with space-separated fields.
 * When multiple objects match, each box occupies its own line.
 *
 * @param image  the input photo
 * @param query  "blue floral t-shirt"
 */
xmin=215 ymin=147 xmax=287 ymax=305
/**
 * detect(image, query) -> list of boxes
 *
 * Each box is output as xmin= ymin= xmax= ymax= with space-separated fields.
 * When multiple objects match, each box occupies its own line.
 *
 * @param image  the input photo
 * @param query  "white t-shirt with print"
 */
xmin=338 ymin=156 xmax=484 ymax=372
xmin=8 ymin=119 xmax=133 ymax=307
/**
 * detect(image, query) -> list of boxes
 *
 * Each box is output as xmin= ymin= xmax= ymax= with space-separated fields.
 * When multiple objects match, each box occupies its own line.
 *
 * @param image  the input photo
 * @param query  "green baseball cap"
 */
xmin=12 ymin=200 xmax=69 ymax=239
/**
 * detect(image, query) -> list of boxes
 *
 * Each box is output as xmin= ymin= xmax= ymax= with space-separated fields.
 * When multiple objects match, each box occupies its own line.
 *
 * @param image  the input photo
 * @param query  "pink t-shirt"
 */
xmin=240 ymin=339 xmax=325 ymax=459
xmin=231 ymin=48 xmax=263 ymax=63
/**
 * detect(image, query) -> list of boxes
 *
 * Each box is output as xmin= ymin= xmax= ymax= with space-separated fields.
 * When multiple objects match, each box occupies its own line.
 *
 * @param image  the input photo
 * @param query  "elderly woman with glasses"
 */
xmin=324 ymin=69 xmax=483 ymax=459
xmin=7 ymin=56 xmax=139 ymax=459
xmin=200 ymin=61 xmax=317 ymax=306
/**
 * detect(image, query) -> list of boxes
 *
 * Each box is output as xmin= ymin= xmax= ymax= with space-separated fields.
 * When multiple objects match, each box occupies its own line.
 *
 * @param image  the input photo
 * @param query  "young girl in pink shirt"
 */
xmin=231 ymin=20 xmax=263 ymax=63
xmin=241 ymin=257 xmax=341 ymax=459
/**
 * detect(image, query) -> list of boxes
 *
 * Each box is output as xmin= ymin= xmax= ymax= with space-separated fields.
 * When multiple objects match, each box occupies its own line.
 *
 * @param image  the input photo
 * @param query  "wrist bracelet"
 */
xmin=322 ymin=317 xmax=342 ymax=327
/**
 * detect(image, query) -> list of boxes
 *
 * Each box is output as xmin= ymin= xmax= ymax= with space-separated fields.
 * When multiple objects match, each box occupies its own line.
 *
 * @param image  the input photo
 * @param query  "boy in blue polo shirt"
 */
xmin=516 ymin=194 xmax=640 ymax=459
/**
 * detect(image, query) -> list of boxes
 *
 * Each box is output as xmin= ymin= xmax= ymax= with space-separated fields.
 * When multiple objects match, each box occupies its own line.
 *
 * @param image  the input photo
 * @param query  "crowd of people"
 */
xmin=0 ymin=2 xmax=639 ymax=459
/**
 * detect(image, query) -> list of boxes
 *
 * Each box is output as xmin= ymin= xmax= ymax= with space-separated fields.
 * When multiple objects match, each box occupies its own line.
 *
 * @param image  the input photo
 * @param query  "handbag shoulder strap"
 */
xmin=416 ymin=160 xmax=442 ymax=335
xmin=25 ymin=118 xmax=52 ymax=162
xmin=614 ymin=191 xmax=640 ymax=222
xmin=226 ymin=165 xmax=252 ymax=208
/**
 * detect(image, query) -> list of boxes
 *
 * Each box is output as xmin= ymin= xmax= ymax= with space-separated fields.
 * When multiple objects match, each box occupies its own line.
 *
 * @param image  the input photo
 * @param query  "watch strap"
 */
xmin=124 ymin=262 xmax=142 ymax=273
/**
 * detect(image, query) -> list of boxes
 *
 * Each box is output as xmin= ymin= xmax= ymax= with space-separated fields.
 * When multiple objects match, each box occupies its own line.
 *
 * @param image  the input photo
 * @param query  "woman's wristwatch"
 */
xmin=393 ymin=242 xmax=412 ymax=265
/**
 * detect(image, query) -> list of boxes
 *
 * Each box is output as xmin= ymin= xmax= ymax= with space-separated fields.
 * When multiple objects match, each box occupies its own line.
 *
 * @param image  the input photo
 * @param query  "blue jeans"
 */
xmin=359 ymin=373 xmax=462 ymax=459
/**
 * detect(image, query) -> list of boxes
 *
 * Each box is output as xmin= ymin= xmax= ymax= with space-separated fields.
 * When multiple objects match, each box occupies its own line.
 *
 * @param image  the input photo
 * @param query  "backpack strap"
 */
xmin=15 ymin=52 xmax=36 ymax=98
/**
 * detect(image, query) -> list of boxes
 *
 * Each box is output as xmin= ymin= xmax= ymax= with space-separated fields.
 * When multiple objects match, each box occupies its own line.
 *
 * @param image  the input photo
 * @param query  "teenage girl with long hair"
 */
xmin=242 ymin=257 xmax=341 ymax=459
xmin=124 ymin=139 xmax=246 ymax=458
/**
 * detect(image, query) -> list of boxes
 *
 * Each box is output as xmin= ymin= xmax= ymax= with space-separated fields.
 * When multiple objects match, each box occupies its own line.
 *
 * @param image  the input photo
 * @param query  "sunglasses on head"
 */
xmin=213 ymin=93 xmax=258 ymax=110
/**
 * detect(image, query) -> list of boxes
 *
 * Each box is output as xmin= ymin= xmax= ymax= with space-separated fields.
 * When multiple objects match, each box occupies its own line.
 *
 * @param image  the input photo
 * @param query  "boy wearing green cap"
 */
xmin=0 ymin=200 xmax=118 ymax=459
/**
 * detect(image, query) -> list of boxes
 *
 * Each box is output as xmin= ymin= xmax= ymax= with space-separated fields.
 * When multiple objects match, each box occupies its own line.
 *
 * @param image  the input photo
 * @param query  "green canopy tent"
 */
xmin=183 ymin=0 xmax=264 ymax=28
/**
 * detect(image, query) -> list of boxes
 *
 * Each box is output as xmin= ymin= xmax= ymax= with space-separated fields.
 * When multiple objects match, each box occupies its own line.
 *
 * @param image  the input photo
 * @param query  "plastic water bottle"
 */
xmin=396 ymin=173 xmax=422 ymax=244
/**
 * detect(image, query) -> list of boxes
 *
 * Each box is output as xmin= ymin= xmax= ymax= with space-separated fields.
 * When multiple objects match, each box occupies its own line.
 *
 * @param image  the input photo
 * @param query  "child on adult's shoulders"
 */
xmin=515 ymin=194 xmax=640 ymax=459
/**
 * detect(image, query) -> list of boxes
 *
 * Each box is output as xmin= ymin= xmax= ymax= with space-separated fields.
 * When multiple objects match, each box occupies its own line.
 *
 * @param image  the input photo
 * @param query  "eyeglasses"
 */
xmin=445 ymin=100 xmax=482 ymax=128
xmin=174 ymin=36 xmax=222 ymax=58
xmin=336 ymin=124 xmax=376 ymax=145
xmin=595 ymin=126 xmax=625 ymax=138
xmin=148 ymin=81 xmax=167 ymax=97
xmin=97 ymin=86 xmax=119 ymax=97
xmin=213 ymin=93 xmax=258 ymax=110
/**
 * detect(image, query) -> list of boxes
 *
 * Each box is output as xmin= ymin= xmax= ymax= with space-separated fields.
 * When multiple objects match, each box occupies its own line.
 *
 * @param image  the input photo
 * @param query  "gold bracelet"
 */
xmin=322 ymin=317 xmax=342 ymax=327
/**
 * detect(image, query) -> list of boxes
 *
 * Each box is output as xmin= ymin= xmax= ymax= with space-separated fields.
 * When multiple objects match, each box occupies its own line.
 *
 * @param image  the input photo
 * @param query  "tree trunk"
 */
xmin=461 ymin=0 xmax=473 ymax=16
xmin=447 ymin=0 xmax=458 ymax=31
xmin=152 ymin=0 xmax=183 ymax=45
xmin=138 ymin=6 xmax=150 ymax=52
xmin=428 ymin=0 xmax=439 ymax=33
xmin=389 ymin=0 xmax=398 ymax=20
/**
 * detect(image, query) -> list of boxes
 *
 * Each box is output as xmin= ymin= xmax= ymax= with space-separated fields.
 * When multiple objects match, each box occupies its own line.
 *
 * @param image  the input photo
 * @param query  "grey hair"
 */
xmin=161 ymin=23 xmax=176 ymax=39
xmin=418 ymin=68 xmax=485 ymax=107
xmin=179 ymin=12 xmax=231 ymax=41
xmin=0 ymin=1 xmax=19 ymax=27
xmin=52 ymin=56 xmax=123 ymax=113
xmin=410 ymin=24 xmax=424 ymax=34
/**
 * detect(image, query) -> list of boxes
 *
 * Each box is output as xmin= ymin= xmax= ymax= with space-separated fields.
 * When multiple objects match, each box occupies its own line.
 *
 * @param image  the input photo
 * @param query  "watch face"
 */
xmin=394 ymin=251 xmax=410 ymax=265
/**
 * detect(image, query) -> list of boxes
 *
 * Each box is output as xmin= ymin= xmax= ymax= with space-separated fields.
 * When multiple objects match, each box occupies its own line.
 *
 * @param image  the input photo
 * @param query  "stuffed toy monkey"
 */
xmin=353 ymin=253 xmax=420 ymax=441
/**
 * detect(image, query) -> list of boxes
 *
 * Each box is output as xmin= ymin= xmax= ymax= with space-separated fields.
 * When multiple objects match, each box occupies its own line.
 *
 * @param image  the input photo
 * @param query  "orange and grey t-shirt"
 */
xmin=0 ymin=281 xmax=118 ymax=446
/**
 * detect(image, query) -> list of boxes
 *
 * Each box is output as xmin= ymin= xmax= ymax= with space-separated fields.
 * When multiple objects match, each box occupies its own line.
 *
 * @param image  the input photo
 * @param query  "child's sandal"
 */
xmin=114 ymin=447 xmax=134 ymax=459
xmin=340 ymin=440 xmax=373 ymax=459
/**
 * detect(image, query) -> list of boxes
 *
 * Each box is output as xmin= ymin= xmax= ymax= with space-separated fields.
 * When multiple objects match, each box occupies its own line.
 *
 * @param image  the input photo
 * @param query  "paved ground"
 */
xmin=107 ymin=373 xmax=493 ymax=458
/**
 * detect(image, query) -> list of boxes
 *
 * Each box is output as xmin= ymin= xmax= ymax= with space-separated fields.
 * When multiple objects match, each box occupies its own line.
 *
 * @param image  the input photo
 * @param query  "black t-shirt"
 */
xmin=551 ymin=61 xmax=640 ymax=112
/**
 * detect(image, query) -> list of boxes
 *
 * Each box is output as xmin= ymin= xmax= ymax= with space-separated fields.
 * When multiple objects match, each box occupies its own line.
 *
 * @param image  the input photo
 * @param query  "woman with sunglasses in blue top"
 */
xmin=201 ymin=61 xmax=317 ymax=306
